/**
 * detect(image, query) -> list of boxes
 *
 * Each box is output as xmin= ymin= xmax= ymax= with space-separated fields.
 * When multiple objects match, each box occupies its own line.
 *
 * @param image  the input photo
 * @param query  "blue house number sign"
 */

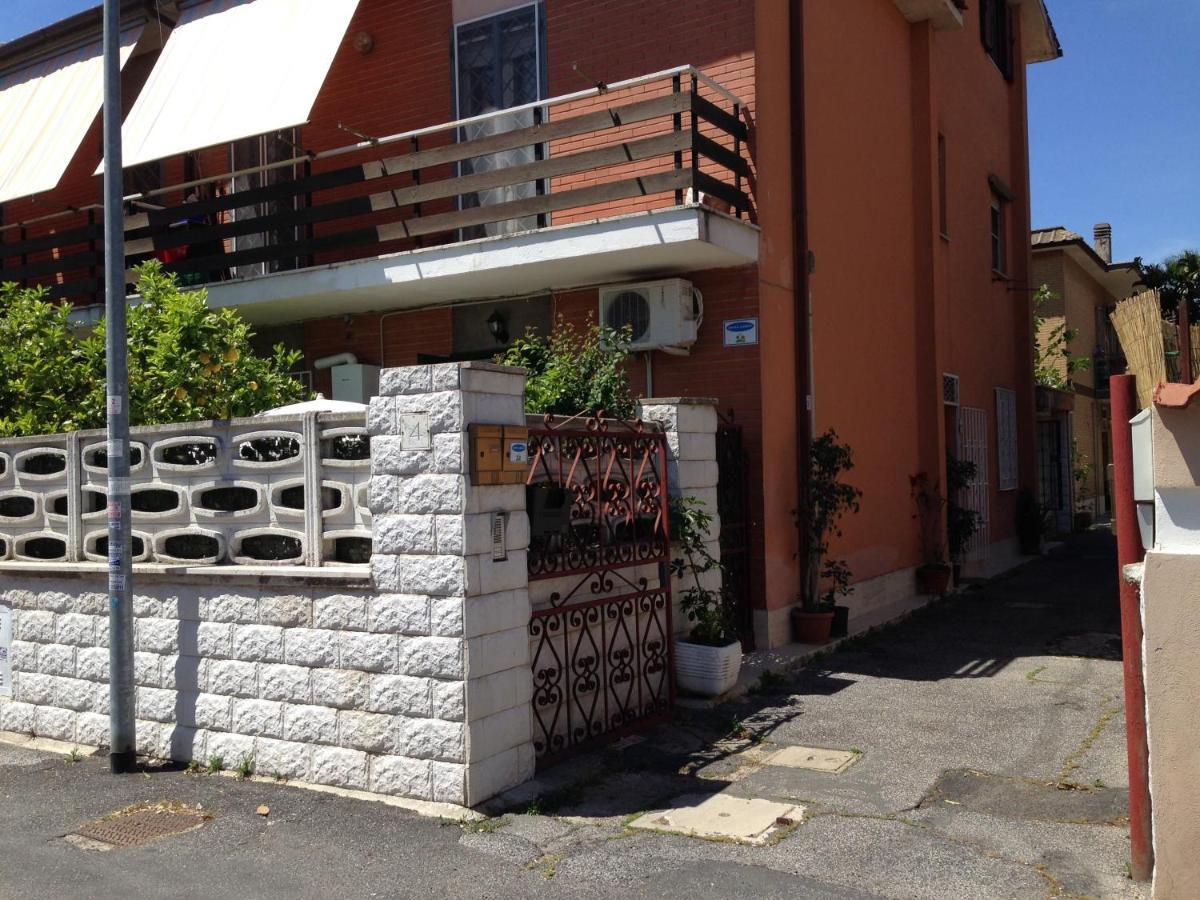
xmin=723 ymin=317 xmax=759 ymax=347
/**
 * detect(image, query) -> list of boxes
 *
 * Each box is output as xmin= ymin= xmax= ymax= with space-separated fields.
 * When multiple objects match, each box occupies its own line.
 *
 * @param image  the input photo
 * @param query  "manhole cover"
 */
xmin=70 ymin=804 xmax=208 ymax=849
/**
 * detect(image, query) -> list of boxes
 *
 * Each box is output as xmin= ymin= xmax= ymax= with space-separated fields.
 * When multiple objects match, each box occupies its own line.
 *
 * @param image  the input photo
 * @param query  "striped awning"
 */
xmin=0 ymin=28 xmax=142 ymax=204
xmin=108 ymin=0 xmax=360 ymax=171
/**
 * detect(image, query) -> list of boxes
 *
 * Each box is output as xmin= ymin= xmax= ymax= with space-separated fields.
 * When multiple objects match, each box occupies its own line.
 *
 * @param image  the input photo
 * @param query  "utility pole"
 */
xmin=103 ymin=0 xmax=136 ymax=774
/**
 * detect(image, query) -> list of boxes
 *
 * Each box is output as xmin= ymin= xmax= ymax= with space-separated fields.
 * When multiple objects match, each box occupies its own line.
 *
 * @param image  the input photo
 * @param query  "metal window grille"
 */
xmin=943 ymin=373 xmax=961 ymax=407
xmin=958 ymin=406 xmax=990 ymax=561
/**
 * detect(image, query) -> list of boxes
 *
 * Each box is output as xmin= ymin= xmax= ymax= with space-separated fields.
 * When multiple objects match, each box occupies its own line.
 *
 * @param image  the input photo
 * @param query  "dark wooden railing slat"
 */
xmin=691 ymin=94 xmax=748 ymax=141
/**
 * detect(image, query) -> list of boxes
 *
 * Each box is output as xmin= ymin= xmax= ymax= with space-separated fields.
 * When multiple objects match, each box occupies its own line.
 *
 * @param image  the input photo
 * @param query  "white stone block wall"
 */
xmin=640 ymin=398 xmax=723 ymax=637
xmin=368 ymin=361 xmax=534 ymax=805
xmin=0 ymin=361 xmax=534 ymax=809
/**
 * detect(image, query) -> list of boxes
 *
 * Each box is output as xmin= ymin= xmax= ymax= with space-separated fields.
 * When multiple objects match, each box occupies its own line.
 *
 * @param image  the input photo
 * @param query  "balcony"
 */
xmin=0 ymin=66 xmax=756 ymax=325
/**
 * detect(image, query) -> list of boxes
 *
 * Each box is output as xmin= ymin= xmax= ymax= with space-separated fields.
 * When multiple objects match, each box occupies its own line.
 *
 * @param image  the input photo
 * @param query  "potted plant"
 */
xmin=945 ymin=454 xmax=981 ymax=581
xmin=671 ymin=497 xmax=742 ymax=697
xmin=792 ymin=430 xmax=862 ymax=644
xmin=1072 ymin=444 xmax=1094 ymax=531
xmin=910 ymin=472 xmax=952 ymax=595
xmin=1016 ymin=488 xmax=1047 ymax=555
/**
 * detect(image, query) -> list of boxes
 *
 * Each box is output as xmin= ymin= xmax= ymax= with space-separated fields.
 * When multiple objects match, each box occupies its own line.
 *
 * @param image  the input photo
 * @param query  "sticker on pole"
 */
xmin=108 ymin=476 xmax=131 ymax=497
xmin=107 ymin=395 xmax=123 ymax=415
xmin=0 ymin=605 xmax=11 ymax=697
xmin=723 ymin=317 xmax=759 ymax=347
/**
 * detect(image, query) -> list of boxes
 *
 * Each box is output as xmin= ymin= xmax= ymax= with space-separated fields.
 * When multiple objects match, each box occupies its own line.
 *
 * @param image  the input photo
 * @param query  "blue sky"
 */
xmin=1029 ymin=0 xmax=1199 ymax=264
xmin=3 ymin=0 xmax=1195 ymax=265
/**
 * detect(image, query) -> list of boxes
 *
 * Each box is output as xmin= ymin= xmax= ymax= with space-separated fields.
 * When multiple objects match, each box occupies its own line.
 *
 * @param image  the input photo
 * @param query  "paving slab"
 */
xmin=629 ymin=794 xmax=802 ymax=845
xmin=764 ymin=745 xmax=858 ymax=773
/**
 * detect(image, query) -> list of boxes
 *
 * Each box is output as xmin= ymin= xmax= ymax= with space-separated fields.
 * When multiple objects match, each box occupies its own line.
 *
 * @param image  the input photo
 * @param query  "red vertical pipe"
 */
xmin=1110 ymin=373 xmax=1153 ymax=882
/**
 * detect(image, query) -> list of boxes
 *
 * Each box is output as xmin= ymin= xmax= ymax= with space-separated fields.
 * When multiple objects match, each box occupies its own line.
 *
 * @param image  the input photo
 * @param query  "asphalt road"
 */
xmin=0 ymin=533 xmax=1144 ymax=899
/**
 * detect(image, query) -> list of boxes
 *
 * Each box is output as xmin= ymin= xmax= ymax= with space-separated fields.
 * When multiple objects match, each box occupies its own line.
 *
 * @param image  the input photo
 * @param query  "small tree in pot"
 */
xmin=910 ymin=472 xmax=952 ymax=594
xmin=671 ymin=497 xmax=742 ymax=697
xmin=793 ymin=430 xmax=862 ymax=644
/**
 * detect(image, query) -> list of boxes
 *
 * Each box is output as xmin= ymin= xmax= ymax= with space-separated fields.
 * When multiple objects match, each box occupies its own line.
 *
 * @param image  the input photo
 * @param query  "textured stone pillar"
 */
xmin=369 ymin=361 xmax=534 ymax=805
xmin=639 ymin=398 xmax=722 ymax=634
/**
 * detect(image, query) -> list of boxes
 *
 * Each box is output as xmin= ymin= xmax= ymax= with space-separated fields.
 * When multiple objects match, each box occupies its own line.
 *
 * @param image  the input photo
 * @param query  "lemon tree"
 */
xmin=0 ymin=262 xmax=309 ymax=437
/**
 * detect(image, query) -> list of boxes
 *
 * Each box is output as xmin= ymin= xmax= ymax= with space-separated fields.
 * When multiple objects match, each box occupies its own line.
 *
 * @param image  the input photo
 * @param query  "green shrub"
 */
xmin=496 ymin=318 xmax=636 ymax=419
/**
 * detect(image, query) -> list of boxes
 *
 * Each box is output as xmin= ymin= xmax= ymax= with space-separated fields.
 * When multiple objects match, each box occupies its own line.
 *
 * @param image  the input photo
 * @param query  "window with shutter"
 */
xmin=995 ymin=387 xmax=1018 ymax=491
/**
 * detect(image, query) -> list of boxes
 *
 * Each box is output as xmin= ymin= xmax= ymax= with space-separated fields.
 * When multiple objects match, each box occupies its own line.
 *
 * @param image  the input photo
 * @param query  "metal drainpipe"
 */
xmin=1110 ymin=373 xmax=1154 ymax=882
xmin=790 ymin=0 xmax=815 ymax=602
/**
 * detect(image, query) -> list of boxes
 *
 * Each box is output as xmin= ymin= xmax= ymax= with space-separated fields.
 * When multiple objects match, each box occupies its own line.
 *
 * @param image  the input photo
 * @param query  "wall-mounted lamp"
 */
xmin=353 ymin=31 xmax=374 ymax=55
xmin=487 ymin=311 xmax=509 ymax=345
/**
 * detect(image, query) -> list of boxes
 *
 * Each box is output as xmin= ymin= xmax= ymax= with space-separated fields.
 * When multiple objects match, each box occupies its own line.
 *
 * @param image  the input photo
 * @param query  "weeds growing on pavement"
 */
xmin=233 ymin=753 xmax=254 ymax=780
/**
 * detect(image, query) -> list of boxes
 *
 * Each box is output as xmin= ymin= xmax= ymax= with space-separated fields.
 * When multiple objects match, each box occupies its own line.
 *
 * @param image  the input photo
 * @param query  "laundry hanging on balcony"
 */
xmin=100 ymin=0 xmax=360 ymax=172
xmin=0 ymin=27 xmax=141 ymax=204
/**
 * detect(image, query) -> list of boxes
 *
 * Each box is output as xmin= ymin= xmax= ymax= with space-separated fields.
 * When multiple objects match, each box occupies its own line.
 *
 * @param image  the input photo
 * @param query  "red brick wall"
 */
xmin=546 ymin=0 xmax=755 ymax=224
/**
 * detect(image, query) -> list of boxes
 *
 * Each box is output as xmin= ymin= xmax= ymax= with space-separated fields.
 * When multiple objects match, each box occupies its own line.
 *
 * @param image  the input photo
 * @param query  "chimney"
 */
xmin=1094 ymin=223 xmax=1113 ymax=264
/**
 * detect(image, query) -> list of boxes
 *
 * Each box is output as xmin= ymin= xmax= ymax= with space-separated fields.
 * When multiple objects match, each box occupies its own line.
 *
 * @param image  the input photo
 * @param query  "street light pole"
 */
xmin=103 ymin=0 xmax=136 ymax=774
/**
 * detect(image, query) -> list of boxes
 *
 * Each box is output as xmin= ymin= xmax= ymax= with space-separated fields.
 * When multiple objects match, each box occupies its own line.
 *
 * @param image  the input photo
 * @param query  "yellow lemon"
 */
xmin=199 ymin=352 xmax=211 ymax=365
xmin=224 ymin=348 xmax=240 ymax=363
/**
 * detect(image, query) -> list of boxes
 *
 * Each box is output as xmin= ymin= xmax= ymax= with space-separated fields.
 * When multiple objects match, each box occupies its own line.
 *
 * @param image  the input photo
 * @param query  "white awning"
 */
xmin=110 ymin=0 xmax=360 ymax=171
xmin=0 ymin=29 xmax=141 ymax=204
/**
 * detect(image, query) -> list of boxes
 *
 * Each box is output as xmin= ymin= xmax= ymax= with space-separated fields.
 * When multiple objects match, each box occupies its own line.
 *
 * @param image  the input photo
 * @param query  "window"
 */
xmin=990 ymin=192 xmax=1005 ymax=274
xmin=937 ymin=133 xmax=948 ymax=238
xmin=123 ymin=161 xmax=163 ymax=199
xmin=979 ymin=0 xmax=1013 ymax=80
xmin=229 ymin=129 xmax=303 ymax=279
xmin=995 ymin=387 xmax=1018 ymax=491
xmin=454 ymin=3 xmax=547 ymax=238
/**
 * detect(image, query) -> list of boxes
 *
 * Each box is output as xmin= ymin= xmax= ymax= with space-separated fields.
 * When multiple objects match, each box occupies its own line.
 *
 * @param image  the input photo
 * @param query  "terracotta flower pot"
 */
xmin=1074 ymin=511 xmax=1094 ymax=532
xmin=917 ymin=564 xmax=953 ymax=595
xmin=791 ymin=609 xmax=835 ymax=644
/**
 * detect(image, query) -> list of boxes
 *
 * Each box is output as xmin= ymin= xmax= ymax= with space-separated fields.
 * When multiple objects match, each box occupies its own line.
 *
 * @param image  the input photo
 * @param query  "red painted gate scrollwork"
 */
xmin=526 ymin=413 xmax=673 ymax=767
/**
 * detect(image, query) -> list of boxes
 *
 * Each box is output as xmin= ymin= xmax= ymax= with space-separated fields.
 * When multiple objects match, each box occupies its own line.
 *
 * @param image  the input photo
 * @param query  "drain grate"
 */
xmin=70 ymin=805 xmax=208 ymax=849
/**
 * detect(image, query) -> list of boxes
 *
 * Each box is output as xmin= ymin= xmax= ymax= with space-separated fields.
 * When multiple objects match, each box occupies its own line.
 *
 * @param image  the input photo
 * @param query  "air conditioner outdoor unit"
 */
xmin=598 ymin=278 xmax=702 ymax=353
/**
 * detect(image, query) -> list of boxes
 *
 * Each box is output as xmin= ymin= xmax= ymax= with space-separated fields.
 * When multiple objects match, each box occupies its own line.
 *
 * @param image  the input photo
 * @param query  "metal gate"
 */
xmin=526 ymin=414 xmax=674 ymax=767
xmin=957 ymin=406 xmax=991 ymax=561
xmin=716 ymin=421 xmax=755 ymax=650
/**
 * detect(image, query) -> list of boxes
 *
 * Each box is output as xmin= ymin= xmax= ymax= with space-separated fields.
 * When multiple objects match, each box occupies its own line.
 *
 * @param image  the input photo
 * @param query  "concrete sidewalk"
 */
xmin=0 ymin=533 xmax=1144 ymax=898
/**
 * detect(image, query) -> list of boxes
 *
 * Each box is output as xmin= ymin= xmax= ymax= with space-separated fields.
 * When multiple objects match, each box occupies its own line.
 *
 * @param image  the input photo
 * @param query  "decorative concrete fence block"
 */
xmin=0 ymin=412 xmax=370 ymax=568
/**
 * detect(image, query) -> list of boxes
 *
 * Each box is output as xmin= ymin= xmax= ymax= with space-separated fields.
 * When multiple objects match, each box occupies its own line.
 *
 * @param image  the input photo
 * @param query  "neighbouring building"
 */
xmin=0 ymin=0 xmax=1059 ymax=692
xmin=1031 ymin=224 xmax=1139 ymax=528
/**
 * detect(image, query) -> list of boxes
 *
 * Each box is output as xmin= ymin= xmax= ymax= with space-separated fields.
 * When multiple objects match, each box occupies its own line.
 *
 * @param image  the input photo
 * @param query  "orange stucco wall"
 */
xmin=792 ymin=0 xmax=1038 ymax=599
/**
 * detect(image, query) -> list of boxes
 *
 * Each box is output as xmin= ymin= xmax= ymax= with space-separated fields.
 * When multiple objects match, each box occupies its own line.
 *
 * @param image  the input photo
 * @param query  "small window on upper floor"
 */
xmin=979 ymin=0 xmax=1014 ymax=80
xmin=990 ymin=192 xmax=1006 ymax=275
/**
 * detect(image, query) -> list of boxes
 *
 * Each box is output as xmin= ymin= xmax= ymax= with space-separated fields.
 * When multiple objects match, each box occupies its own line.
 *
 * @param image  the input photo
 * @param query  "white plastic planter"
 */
xmin=674 ymin=639 xmax=742 ymax=697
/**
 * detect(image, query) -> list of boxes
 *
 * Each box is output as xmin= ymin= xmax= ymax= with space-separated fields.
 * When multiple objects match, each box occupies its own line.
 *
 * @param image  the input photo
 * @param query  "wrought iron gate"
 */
xmin=526 ymin=414 xmax=674 ymax=767
xmin=716 ymin=421 xmax=755 ymax=650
